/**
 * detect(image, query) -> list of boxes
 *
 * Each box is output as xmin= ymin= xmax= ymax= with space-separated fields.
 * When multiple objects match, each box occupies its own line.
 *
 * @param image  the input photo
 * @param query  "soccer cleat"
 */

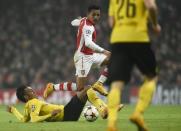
xmin=43 ymin=83 xmax=55 ymax=99
xmin=107 ymin=127 xmax=118 ymax=131
xmin=100 ymin=107 xmax=108 ymax=119
xmin=129 ymin=113 xmax=149 ymax=131
xmin=118 ymin=104 xmax=124 ymax=111
xmin=100 ymin=104 xmax=124 ymax=120
xmin=92 ymin=81 xmax=108 ymax=96
xmin=101 ymin=104 xmax=124 ymax=120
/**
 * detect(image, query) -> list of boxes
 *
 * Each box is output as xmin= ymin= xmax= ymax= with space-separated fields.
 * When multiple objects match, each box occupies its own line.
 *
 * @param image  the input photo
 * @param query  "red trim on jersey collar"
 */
xmin=86 ymin=18 xmax=95 ymax=26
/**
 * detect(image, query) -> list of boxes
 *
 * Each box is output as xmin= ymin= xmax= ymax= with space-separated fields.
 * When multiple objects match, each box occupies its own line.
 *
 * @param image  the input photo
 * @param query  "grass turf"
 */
xmin=0 ymin=105 xmax=181 ymax=131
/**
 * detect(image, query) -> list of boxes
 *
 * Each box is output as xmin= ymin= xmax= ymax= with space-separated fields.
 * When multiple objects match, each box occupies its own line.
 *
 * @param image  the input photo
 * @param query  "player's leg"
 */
xmin=44 ymin=54 xmax=92 ymax=98
xmin=130 ymin=77 xmax=156 ymax=131
xmin=100 ymin=52 xmax=110 ymax=66
xmin=92 ymin=67 xmax=109 ymax=96
xmin=98 ymin=67 xmax=108 ymax=84
xmin=108 ymin=81 xmax=123 ymax=131
xmin=63 ymin=86 xmax=108 ymax=121
xmin=87 ymin=88 xmax=108 ymax=119
xmin=53 ymin=82 xmax=77 ymax=91
xmin=97 ymin=51 xmax=110 ymax=84
xmin=74 ymin=53 xmax=93 ymax=91
xmin=63 ymin=87 xmax=90 ymax=121
xmin=43 ymin=76 xmax=91 ymax=99
xmin=43 ymin=82 xmax=77 ymax=98
xmin=43 ymin=77 xmax=88 ymax=99
xmin=97 ymin=53 xmax=109 ymax=84
xmin=92 ymin=53 xmax=109 ymax=96
xmin=107 ymin=44 xmax=133 ymax=131
xmin=87 ymin=87 xmax=124 ymax=120
xmin=76 ymin=76 xmax=88 ymax=91
xmin=130 ymin=44 xmax=157 ymax=131
xmin=133 ymin=77 xmax=157 ymax=114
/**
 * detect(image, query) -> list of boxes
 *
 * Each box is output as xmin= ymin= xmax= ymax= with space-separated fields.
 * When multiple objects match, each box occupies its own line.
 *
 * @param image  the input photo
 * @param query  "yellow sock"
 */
xmin=135 ymin=78 xmax=156 ymax=114
xmin=108 ymin=82 xmax=122 ymax=128
xmin=87 ymin=88 xmax=107 ymax=113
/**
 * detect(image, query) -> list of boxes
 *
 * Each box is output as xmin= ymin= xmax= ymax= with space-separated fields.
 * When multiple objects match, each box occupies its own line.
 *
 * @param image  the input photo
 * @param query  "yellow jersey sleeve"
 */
xmin=11 ymin=106 xmax=30 ymax=122
xmin=109 ymin=0 xmax=150 ymax=43
xmin=27 ymin=99 xmax=51 ymax=122
xmin=30 ymin=113 xmax=51 ymax=123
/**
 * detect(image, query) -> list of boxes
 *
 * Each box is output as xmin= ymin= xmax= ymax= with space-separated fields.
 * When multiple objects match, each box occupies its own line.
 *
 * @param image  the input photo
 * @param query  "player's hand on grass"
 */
xmin=152 ymin=24 xmax=161 ymax=36
xmin=51 ymin=109 xmax=61 ymax=116
xmin=7 ymin=106 xmax=12 ymax=113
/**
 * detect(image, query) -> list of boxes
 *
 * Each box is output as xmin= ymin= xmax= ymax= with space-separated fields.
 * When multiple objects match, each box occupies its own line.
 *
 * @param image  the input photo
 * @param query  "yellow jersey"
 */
xmin=11 ymin=98 xmax=64 ymax=122
xmin=109 ymin=0 xmax=150 ymax=43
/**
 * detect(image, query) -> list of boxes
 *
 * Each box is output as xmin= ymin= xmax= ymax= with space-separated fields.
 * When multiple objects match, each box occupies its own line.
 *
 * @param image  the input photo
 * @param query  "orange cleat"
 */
xmin=130 ymin=113 xmax=149 ymax=131
xmin=107 ymin=127 xmax=118 ymax=131
xmin=43 ymin=83 xmax=55 ymax=99
xmin=118 ymin=104 xmax=124 ymax=111
xmin=101 ymin=107 xmax=108 ymax=119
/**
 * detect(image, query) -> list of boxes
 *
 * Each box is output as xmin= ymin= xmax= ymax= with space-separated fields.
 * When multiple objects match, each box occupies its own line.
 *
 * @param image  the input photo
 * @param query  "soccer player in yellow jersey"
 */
xmin=7 ymin=85 xmax=106 ymax=122
xmin=107 ymin=0 xmax=161 ymax=131
xmin=7 ymin=85 xmax=123 ymax=122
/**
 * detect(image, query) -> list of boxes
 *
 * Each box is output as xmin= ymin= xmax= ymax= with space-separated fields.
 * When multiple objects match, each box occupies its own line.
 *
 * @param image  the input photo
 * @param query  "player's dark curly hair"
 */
xmin=16 ymin=85 xmax=27 ymax=102
xmin=88 ymin=5 xmax=101 ymax=13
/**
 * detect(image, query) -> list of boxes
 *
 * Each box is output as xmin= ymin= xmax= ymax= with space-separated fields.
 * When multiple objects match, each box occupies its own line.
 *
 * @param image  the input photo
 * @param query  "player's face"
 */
xmin=88 ymin=9 xmax=100 ymax=24
xmin=24 ymin=87 xmax=37 ymax=100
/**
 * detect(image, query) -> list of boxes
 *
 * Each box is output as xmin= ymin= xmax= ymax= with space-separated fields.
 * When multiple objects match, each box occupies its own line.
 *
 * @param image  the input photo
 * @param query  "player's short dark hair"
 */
xmin=87 ymin=5 xmax=101 ymax=13
xmin=16 ymin=85 xmax=27 ymax=102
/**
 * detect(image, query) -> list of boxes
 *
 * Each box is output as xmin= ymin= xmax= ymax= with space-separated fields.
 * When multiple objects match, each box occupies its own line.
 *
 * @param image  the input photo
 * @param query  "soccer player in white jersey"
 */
xmin=43 ymin=5 xmax=110 ymax=98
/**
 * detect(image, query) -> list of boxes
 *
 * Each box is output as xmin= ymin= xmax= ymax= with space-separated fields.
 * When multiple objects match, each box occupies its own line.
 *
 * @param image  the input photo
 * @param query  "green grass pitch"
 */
xmin=0 ymin=105 xmax=181 ymax=131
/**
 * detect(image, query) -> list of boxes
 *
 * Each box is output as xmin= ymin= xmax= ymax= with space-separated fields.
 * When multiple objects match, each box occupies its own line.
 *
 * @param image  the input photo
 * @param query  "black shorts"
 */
xmin=63 ymin=95 xmax=86 ymax=121
xmin=107 ymin=43 xmax=157 ymax=84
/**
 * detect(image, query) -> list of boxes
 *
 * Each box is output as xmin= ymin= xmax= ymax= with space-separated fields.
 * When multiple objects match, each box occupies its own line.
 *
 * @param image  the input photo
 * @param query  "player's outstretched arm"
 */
xmin=7 ymin=106 xmax=29 ymax=122
xmin=30 ymin=113 xmax=51 ymax=122
xmin=144 ymin=0 xmax=161 ymax=35
xmin=30 ymin=109 xmax=61 ymax=122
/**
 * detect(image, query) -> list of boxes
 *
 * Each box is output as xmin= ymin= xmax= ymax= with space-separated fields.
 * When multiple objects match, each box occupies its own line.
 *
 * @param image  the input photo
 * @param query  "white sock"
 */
xmin=98 ymin=67 xmax=108 ymax=83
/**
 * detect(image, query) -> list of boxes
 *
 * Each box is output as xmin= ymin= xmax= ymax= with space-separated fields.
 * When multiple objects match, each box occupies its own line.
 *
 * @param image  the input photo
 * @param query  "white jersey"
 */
xmin=73 ymin=17 xmax=104 ymax=55
xmin=71 ymin=17 xmax=106 ymax=77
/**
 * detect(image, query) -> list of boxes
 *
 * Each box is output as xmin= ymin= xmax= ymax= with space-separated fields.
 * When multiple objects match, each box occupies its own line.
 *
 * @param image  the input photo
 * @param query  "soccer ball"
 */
xmin=83 ymin=105 xmax=99 ymax=122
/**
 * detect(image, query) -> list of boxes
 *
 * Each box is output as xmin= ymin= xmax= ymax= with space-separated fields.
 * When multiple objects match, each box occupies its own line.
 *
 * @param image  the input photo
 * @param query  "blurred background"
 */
xmin=0 ymin=0 xmax=180 ymax=105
